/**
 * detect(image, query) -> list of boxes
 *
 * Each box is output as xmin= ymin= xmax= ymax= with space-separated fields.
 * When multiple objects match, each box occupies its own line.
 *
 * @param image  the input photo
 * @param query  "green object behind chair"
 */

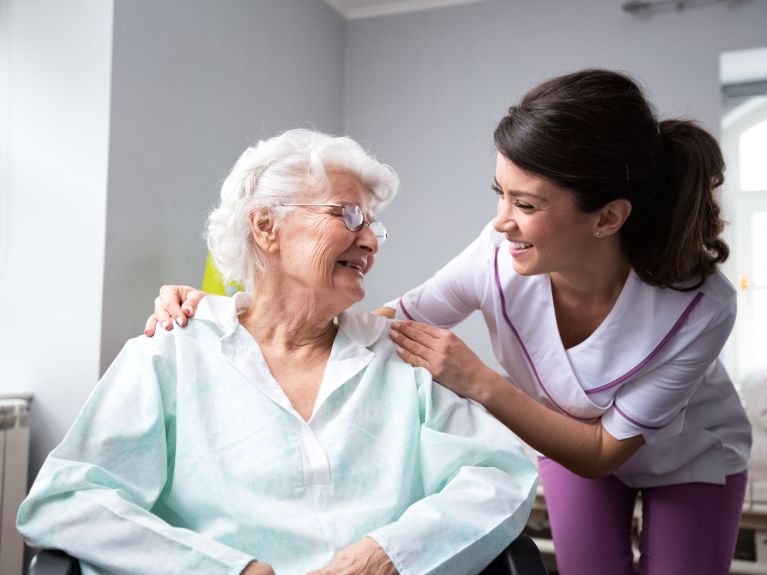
xmin=201 ymin=253 xmax=242 ymax=296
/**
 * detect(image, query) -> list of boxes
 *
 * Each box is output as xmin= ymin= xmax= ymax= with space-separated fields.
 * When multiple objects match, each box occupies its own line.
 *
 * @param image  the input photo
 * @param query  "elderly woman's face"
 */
xmin=276 ymin=170 xmax=378 ymax=310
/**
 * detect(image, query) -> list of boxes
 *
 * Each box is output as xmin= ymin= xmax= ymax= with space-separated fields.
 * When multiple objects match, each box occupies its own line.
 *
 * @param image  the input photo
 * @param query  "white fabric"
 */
xmin=388 ymin=222 xmax=751 ymax=488
xmin=17 ymin=296 xmax=537 ymax=575
xmin=741 ymin=370 xmax=767 ymax=503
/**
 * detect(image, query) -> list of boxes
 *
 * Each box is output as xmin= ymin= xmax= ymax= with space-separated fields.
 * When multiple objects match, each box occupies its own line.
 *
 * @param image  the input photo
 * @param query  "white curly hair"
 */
xmin=205 ymin=129 xmax=399 ymax=289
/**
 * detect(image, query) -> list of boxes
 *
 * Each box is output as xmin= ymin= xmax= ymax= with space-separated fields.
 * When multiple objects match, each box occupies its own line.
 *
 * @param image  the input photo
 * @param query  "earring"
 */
xmin=595 ymin=231 xmax=602 ymax=238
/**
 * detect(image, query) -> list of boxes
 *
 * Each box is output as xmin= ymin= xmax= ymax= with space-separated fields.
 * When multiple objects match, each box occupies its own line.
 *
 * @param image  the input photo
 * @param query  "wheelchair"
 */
xmin=27 ymin=533 xmax=548 ymax=575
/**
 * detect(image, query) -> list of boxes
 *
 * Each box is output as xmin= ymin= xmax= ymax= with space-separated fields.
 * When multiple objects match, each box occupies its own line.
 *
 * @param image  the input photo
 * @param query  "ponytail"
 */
xmin=623 ymin=120 xmax=728 ymax=289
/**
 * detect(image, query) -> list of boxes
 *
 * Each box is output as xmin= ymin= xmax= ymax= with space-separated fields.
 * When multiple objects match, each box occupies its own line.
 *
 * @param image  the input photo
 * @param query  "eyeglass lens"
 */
xmin=341 ymin=204 xmax=387 ymax=243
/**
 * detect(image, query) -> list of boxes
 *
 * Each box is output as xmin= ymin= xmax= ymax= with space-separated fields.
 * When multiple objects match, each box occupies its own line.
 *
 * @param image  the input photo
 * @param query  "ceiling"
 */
xmin=323 ymin=0 xmax=492 ymax=19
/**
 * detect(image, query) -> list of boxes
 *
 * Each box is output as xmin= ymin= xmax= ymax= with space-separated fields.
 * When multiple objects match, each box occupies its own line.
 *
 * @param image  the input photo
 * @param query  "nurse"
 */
xmin=147 ymin=69 xmax=751 ymax=574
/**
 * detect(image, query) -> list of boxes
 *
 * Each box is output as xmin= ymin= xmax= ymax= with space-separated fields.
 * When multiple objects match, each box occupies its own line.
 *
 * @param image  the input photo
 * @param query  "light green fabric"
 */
xmin=18 ymin=296 xmax=537 ymax=575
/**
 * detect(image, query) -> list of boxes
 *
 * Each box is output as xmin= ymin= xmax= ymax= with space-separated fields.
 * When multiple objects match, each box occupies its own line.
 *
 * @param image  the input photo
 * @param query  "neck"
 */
xmin=550 ymin=240 xmax=632 ymax=307
xmin=239 ymin=279 xmax=340 ymax=356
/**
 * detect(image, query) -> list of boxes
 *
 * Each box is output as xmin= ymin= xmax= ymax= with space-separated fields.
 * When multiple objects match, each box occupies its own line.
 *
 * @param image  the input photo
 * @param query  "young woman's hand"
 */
xmin=143 ymin=285 xmax=207 ymax=336
xmin=306 ymin=537 xmax=397 ymax=575
xmin=389 ymin=320 xmax=496 ymax=401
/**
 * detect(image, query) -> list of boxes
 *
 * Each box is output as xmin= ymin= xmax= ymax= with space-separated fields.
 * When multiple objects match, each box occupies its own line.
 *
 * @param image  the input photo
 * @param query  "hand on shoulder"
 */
xmin=144 ymin=285 xmax=207 ymax=336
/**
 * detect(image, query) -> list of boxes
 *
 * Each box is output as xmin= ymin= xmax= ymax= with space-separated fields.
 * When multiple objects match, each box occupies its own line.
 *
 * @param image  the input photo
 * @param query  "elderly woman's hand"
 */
xmin=143 ymin=285 xmax=207 ymax=336
xmin=306 ymin=537 xmax=397 ymax=575
xmin=389 ymin=320 xmax=497 ymax=402
xmin=240 ymin=561 xmax=276 ymax=575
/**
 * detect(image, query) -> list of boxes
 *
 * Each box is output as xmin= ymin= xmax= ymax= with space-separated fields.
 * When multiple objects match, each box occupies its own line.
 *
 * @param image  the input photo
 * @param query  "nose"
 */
xmin=493 ymin=199 xmax=517 ymax=234
xmin=356 ymin=223 xmax=379 ymax=254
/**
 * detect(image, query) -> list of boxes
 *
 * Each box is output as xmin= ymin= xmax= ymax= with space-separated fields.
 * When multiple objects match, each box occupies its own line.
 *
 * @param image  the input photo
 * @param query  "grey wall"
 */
xmin=344 ymin=0 xmax=767 ymax=368
xmin=100 ymin=0 xmax=345 ymax=373
xmin=0 ymin=0 xmax=113 ymax=478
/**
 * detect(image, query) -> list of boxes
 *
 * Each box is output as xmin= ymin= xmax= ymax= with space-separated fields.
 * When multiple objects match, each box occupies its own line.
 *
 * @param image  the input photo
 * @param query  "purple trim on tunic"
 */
xmin=585 ymin=292 xmax=705 ymax=395
xmin=613 ymin=402 xmax=686 ymax=431
xmin=398 ymin=298 xmax=415 ymax=321
xmin=493 ymin=247 xmax=573 ymax=416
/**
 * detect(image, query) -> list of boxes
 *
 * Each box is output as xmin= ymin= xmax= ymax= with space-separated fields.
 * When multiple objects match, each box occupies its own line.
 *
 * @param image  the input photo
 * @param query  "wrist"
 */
xmin=470 ymin=366 xmax=505 ymax=406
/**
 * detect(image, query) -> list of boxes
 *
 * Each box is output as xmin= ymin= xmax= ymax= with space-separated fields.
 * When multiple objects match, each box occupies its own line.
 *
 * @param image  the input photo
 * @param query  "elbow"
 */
xmin=576 ymin=463 xmax=620 ymax=480
xmin=568 ymin=434 xmax=645 ymax=480
xmin=565 ymin=461 xmax=616 ymax=480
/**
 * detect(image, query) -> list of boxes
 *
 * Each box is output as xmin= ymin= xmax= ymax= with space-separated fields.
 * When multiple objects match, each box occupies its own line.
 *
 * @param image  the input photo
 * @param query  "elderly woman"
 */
xmin=17 ymin=129 xmax=537 ymax=575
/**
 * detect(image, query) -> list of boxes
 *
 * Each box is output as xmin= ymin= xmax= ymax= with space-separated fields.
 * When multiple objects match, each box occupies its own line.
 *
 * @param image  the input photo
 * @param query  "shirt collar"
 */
xmin=195 ymin=293 xmax=389 ymax=350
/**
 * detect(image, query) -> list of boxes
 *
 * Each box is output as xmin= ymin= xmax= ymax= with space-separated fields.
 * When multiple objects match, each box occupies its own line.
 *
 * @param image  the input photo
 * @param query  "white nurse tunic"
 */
xmin=392 ymin=222 xmax=752 ymax=488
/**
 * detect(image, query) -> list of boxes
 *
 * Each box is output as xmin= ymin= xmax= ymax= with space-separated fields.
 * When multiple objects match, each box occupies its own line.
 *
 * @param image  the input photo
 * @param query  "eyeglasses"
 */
xmin=279 ymin=202 xmax=388 ymax=244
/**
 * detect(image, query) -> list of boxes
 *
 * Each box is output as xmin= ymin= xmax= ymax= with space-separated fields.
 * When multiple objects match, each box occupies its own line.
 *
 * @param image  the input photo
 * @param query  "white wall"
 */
xmin=344 ymin=0 xmax=767 ymax=367
xmin=0 ymin=0 xmax=345 ymax=481
xmin=0 ymin=0 xmax=114 ymax=473
xmin=100 ymin=0 xmax=345 ymax=373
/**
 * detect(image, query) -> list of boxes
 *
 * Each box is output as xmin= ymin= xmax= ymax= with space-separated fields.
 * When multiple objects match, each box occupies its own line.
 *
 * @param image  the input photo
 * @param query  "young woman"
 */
xmin=148 ymin=70 xmax=751 ymax=574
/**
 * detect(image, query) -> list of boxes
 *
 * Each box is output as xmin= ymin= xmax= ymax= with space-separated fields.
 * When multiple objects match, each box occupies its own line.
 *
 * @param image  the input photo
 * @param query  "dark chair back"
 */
xmin=480 ymin=534 xmax=549 ymax=575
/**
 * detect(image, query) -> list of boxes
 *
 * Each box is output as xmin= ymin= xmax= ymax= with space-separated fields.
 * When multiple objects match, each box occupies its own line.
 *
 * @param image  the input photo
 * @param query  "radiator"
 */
xmin=0 ymin=398 xmax=29 ymax=575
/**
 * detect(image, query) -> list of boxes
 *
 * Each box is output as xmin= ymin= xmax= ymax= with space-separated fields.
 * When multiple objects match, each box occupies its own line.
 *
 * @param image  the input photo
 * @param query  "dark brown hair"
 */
xmin=493 ymin=68 xmax=728 ymax=289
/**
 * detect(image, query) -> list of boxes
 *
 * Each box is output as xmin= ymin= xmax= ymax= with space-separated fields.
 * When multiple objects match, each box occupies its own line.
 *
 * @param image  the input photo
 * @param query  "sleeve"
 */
xmin=386 ymin=223 xmax=495 ymax=328
xmin=16 ymin=337 xmax=253 ymax=575
xmin=601 ymin=293 xmax=737 ymax=444
xmin=366 ymin=368 xmax=538 ymax=575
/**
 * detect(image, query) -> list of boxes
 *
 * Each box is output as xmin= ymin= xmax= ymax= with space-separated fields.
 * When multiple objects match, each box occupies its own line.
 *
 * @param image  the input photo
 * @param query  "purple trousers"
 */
xmin=539 ymin=457 xmax=747 ymax=575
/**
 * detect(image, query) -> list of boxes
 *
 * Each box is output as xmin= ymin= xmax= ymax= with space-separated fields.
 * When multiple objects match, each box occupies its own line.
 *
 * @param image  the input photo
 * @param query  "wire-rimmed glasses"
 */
xmin=279 ymin=203 xmax=388 ymax=244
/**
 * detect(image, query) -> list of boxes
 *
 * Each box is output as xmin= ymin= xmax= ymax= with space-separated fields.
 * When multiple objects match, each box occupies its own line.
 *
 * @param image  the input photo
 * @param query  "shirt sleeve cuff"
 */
xmin=602 ymin=404 xmax=686 ymax=445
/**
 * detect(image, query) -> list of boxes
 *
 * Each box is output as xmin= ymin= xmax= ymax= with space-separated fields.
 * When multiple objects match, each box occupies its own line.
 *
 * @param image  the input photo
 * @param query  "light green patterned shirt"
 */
xmin=18 ymin=295 xmax=537 ymax=575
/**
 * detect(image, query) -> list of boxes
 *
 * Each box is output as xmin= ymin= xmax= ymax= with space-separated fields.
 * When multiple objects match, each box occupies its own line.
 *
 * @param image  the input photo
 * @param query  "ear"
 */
xmin=593 ymin=199 xmax=632 ymax=238
xmin=249 ymin=207 xmax=279 ymax=253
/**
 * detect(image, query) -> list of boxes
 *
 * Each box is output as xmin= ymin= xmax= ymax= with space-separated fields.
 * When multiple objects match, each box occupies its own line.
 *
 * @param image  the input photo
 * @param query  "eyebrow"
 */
xmin=493 ymin=179 xmax=549 ymax=202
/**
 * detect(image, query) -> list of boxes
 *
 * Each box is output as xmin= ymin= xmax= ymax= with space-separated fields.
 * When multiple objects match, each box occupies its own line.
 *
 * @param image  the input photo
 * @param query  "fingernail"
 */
xmin=144 ymin=329 xmax=151 ymax=336
xmin=161 ymin=321 xmax=169 ymax=330
xmin=182 ymin=306 xmax=194 ymax=315
xmin=175 ymin=316 xmax=185 ymax=326
xmin=391 ymin=322 xmax=400 ymax=329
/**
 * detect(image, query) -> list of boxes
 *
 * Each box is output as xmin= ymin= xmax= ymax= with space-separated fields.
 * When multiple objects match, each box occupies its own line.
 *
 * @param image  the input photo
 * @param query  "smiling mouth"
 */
xmin=509 ymin=241 xmax=533 ymax=250
xmin=338 ymin=260 xmax=365 ymax=272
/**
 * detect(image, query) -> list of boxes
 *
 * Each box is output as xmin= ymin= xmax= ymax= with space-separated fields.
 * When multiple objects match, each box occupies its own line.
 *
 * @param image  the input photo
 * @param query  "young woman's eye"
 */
xmin=514 ymin=200 xmax=536 ymax=211
xmin=491 ymin=184 xmax=503 ymax=197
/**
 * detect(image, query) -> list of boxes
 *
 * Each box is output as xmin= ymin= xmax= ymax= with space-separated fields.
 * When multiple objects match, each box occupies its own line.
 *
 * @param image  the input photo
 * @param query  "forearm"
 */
xmin=18 ymin=486 xmax=253 ymax=575
xmin=475 ymin=369 xmax=643 ymax=478
xmin=368 ymin=467 xmax=536 ymax=575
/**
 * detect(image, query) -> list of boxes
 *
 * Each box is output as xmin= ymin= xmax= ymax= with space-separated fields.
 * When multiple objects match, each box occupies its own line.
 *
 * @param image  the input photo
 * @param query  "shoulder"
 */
xmin=698 ymin=271 xmax=736 ymax=309
xmin=339 ymin=309 xmax=431 ymax=375
xmin=127 ymin=296 xmax=231 ymax=358
xmin=625 ymin=271 xmax=736 ymax=351
xmin=340 ymin=308 xmax=400 ymax=359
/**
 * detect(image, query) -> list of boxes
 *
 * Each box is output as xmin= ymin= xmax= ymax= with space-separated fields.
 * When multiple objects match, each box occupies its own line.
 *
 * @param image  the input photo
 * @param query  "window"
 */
xmin=740 ymin=120 xmax=767 ymax=192
xmin=721 ymin=96 xmax=767 ymax=383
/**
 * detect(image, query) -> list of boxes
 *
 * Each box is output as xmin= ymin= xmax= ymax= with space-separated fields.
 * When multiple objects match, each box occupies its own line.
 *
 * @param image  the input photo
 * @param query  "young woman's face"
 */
xmin=492 ymin=153 xmax=598 ymax=278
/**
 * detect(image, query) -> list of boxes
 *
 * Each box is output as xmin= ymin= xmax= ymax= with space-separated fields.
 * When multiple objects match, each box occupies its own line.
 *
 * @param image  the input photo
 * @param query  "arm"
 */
xmin=373 ymin=307 xmax=395 ymax=319
xmin=17 ymin=338 xmax=262 ymax=575
xmin=390 ymin=289 xmax=737 ymax=479
xmin=385 ymin=224 xmax=493 ymax=327
xmin=365 ymin=371 xmax=538 ymax=575
xmin=390 ymin=320 xmax=642 ymax=478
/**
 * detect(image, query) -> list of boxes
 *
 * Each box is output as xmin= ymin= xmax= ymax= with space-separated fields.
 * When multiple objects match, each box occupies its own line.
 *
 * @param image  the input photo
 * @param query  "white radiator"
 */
xmin=0 ymin=398 xmax=29 ymax=575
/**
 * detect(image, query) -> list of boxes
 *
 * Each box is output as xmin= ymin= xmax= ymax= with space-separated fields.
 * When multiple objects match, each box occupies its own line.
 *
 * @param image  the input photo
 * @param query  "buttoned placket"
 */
xmin=220 ymin=322 xmax=375 ymax=488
